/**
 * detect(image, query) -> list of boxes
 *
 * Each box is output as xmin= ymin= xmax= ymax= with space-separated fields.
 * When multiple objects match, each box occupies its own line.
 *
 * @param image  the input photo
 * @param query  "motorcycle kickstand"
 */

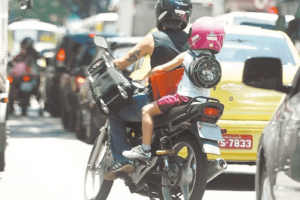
xmin=135 ymin=183 xmax=154 ymax=200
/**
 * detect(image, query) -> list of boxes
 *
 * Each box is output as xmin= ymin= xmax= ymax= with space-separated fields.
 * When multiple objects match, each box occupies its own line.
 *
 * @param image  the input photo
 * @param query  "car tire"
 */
xmin=51 ymin=99 xmax=61 ymax=117
xmin=75 ymin=109 xmax=85 ymax=140
xmin=256 ymin=137 xmax=272 ymax=200
xmin=85 ymin=109 xmax=99 ymax=145
xmin=61 ymin=106 xmax=69 ymax=130
xmin=67 ymin=109 xmax=75 ymax=132
xmin=257 ymin=160 xmax=272 ymax=200
xmin=0 ymin=151 xmax=5 ymax=172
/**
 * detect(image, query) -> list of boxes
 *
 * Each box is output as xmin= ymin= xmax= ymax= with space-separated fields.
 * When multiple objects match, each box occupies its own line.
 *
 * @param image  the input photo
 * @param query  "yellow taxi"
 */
xmin=129 ymin=25 xmax=300 ymax=164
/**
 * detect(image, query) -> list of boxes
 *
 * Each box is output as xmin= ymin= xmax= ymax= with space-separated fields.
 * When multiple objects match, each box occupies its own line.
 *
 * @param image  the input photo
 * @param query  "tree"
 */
xmin=9 ymin=0 xmax=112 ymax=25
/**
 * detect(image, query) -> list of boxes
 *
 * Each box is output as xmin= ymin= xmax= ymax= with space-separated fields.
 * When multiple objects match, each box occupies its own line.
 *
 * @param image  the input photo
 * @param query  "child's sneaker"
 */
xmin=122 ymin=145 xmax=151 ymax=160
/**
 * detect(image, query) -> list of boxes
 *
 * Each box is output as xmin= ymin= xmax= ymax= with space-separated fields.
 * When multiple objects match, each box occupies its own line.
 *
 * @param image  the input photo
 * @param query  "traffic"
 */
xmin=0 ymin=0 xmax=300 ymax=200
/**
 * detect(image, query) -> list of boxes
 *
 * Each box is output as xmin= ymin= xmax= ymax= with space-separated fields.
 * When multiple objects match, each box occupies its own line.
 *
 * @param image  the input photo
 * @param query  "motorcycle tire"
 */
xmin=161 ymin=134 xmax=207 ymax=200
xmin=84 ymin=127 xmax=113 ymax=200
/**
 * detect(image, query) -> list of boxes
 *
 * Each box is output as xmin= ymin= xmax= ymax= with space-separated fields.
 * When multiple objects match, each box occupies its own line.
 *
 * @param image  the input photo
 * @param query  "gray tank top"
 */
xmin=151 ymin=29 xmax=188 ymax=68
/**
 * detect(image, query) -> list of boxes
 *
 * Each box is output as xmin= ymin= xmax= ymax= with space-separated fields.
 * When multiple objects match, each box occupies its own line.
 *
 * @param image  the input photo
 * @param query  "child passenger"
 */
xmin=122 ymin=17 xmax=225 ymax=160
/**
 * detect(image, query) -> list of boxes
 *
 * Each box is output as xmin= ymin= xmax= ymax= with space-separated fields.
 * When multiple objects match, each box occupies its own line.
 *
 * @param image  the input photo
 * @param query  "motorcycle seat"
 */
xmin=153 ymin=101 xmax=223 ymax=128
xmin=153 ymin=102 xmax=202 ymax=127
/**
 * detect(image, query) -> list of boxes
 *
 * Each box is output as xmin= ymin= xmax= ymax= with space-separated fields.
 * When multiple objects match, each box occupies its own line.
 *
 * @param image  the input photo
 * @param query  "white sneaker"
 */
xmin=122 ymin=145 xmax=151 ymax=160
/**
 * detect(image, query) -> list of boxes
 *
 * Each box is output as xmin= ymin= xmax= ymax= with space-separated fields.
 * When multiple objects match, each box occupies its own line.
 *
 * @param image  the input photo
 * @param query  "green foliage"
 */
xmin=9 ymin=0 xmax=72 ymax=25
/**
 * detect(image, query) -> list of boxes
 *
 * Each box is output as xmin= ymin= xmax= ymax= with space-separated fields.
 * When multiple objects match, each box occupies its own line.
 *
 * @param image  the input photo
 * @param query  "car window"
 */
xmin=63 ymin=38 xmax=83 ymax=71
xmin=91 ymin=48 xmax=105 ymax=63
xmin=216 ymin=34 xmax=296 ymax=66
xmin=240 ymin=22 xmax=274 ymax=30
xmin=80 ymin=46 xmax=97 ymax=66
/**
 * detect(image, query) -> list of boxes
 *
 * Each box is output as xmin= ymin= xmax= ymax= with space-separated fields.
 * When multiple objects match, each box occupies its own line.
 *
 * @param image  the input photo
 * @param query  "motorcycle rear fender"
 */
xmin=190 ymin=120 xmax=221 ymax=155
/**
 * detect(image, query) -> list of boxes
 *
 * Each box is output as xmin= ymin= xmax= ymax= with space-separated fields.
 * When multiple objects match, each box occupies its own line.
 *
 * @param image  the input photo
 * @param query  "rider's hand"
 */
xmin=141 ymin=75 xmax=149 ymax=86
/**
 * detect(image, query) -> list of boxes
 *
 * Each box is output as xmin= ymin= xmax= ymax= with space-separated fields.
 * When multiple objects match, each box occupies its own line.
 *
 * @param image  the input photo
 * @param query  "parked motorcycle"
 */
xmin=7 ymin=62 xmax=40 ymax=116
xmin=83 ymin=36 xmax=227 ymax=200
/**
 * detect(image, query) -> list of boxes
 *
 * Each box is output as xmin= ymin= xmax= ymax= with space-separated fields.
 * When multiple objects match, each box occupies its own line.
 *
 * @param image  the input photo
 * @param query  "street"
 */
xmin=0 ymin=104 xmax=256 ymax=200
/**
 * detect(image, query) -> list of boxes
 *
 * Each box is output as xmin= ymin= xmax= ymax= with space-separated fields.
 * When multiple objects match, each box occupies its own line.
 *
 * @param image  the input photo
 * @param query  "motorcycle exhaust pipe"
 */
xmin=207 ymin=158 xmax=227 ymax=183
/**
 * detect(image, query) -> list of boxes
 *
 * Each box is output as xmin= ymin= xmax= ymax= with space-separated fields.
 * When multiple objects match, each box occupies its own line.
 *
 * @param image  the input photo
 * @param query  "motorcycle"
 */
xmin=7 ymin=62 xmax=40 ymax=116
xmin=84 ymin=36 xmax=227 ymax=200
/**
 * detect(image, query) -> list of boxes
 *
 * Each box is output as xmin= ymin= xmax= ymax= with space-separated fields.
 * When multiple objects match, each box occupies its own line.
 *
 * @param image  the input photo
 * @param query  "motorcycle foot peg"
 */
xmin=156 ymin=149 xmax=175 ymax=155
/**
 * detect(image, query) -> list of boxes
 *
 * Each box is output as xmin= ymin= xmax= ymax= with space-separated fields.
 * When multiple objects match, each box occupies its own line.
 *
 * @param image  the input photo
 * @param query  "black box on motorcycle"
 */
xmin=87 ymin=54 xmax=134 ymax=115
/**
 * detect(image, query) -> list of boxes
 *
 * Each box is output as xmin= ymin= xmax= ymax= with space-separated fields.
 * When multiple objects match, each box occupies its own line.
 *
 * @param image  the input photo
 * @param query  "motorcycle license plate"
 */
xmin=219 ymin=134 xmax=253 ymax=150
xmin=197 ymin=122 xmax=223 ymax=141
xmin=20 ymin=82 xmax=34 ymax=92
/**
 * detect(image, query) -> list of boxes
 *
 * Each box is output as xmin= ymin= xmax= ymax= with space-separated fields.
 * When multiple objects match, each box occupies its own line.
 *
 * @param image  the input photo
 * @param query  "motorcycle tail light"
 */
xmin=76 ymin=76 xmax=86 ymax=84
xmin=7 ymin=76 xmax=13 ymax=84
xmin=89 ymin=33 xmax=96 ymax=38
xmin=202 ymin=107 xmax=221 ymax=117
xmin=23 ymin=75 xmax=31 ymax=82
xmin=57 ymin=49 xmax=65 ymax=61
xmin=200 ymin=107 xmax=222 ymax=123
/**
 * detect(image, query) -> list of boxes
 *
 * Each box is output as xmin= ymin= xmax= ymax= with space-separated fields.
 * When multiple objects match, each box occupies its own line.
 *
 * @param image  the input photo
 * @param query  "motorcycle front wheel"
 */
xmin=84 ymin=132 xmax=113 ymax=200
xmin=161 ymin=134 xmax=208 ymax=200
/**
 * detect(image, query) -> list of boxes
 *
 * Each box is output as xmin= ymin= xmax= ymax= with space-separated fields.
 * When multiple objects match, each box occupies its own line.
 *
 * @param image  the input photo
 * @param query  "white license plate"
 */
xmin=20 ymin=82 xmax=34 ymax=92
xmin=197 ymin=122 xmax=223 ymax=141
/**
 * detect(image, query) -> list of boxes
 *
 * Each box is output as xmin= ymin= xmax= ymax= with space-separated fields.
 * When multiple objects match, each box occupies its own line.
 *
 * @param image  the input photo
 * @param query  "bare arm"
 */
xmin=113 ymin=34 xmax=154 ymax=71
xmin=146 ymin=52 xmax=185 ymax=78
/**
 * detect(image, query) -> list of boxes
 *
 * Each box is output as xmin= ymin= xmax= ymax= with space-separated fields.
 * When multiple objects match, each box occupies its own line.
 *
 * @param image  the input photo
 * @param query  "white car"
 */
xmin=215 ymin=11 xmax=294 ymax=31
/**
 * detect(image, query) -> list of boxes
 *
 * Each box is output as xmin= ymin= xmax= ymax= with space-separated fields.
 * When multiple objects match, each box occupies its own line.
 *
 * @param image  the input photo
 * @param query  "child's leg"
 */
xmin=142 ymin=101 xmax=163 ymax=146
xmin=122 ymin=101 xmax=162 ymax=160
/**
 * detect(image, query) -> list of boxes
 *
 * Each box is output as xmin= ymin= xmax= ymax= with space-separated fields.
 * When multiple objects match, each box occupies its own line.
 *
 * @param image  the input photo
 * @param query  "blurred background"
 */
xmin=1 ymin=0 xmax=300 ymax=200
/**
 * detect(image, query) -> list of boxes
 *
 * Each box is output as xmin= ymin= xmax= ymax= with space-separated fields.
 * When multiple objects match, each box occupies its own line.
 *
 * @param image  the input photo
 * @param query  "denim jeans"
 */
xmin=108 ymin=94 xmax=150 ymax=164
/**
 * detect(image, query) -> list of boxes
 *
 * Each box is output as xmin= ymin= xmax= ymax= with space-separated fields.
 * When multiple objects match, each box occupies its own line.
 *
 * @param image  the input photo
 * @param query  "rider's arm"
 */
xmin=113 ymin=34 xmax=154 ymax=71
xmin=146 ymin=52 xmax=185 ymax=78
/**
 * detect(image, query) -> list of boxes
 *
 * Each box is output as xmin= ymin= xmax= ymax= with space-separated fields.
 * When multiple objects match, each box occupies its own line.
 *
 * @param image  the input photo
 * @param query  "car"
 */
xmin=242 ymin=57 xmax=300 ymax=200
xmin=128 ymin=25 xmax=300 ymax=164
xmin=56 ymin=32 xmax=122 ymax=133
xmin=214 ymin=11 xmax=294 ymax=31
xmin=69 ymin=36 xmax=142 ymax=144
xmin=42 ymin=31 xmax=120 ymax=118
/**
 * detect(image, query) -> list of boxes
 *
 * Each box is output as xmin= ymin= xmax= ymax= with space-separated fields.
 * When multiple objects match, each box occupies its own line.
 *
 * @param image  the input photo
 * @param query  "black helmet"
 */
xmin=21 ymin=37 xmax=34 ymax=50
xmin=155 ymin=0 xmax=193 ymax=31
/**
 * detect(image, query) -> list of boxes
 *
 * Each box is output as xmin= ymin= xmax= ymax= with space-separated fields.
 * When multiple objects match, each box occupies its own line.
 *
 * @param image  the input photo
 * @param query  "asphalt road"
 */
xmin=0 ymin=105 xmax=256 ymax=200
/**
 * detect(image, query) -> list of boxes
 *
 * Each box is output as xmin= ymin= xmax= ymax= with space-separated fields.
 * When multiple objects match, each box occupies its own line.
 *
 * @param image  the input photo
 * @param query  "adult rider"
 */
xmin=8 ymin=37 xmax=41 ymax=114
xmin=104 ymin=0 xmax=193 ymax=181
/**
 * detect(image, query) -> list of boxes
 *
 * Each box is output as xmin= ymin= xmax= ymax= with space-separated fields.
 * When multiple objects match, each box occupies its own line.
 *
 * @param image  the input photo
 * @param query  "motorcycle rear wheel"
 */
xmin=84 ymin=131 xmax=113 ymax=200
xmin=161 ymin=134 xmax=207 ymax=200
xmin=21 ymin=105 xmax=27 ymax=116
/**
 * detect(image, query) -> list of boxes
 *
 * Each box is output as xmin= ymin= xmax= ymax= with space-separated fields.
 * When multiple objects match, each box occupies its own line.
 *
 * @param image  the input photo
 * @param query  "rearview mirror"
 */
xmin=94 ymin=36 xmax=108 ymax=49
xmin=242 ymin=57 xmax=289 ymax=93
xmin=18 ymin=0 xmax=33 ymax=10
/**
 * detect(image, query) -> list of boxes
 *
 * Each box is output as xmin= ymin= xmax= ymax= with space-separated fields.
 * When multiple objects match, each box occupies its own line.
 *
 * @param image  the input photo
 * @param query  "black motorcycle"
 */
xmin=83 ymin=36 xmax=227 ymax=200
xmin=7 ymin=70 xmax=39 ymax=116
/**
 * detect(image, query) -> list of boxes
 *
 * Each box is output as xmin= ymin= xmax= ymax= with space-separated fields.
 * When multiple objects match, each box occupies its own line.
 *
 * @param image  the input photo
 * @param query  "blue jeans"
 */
xmin=109 ymin=94 xmax=150 ymax=164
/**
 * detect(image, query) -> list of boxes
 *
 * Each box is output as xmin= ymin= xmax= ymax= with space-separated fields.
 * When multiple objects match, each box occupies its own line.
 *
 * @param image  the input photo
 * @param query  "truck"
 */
xmin=0 ymin=0 xmax=32 ymax=172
